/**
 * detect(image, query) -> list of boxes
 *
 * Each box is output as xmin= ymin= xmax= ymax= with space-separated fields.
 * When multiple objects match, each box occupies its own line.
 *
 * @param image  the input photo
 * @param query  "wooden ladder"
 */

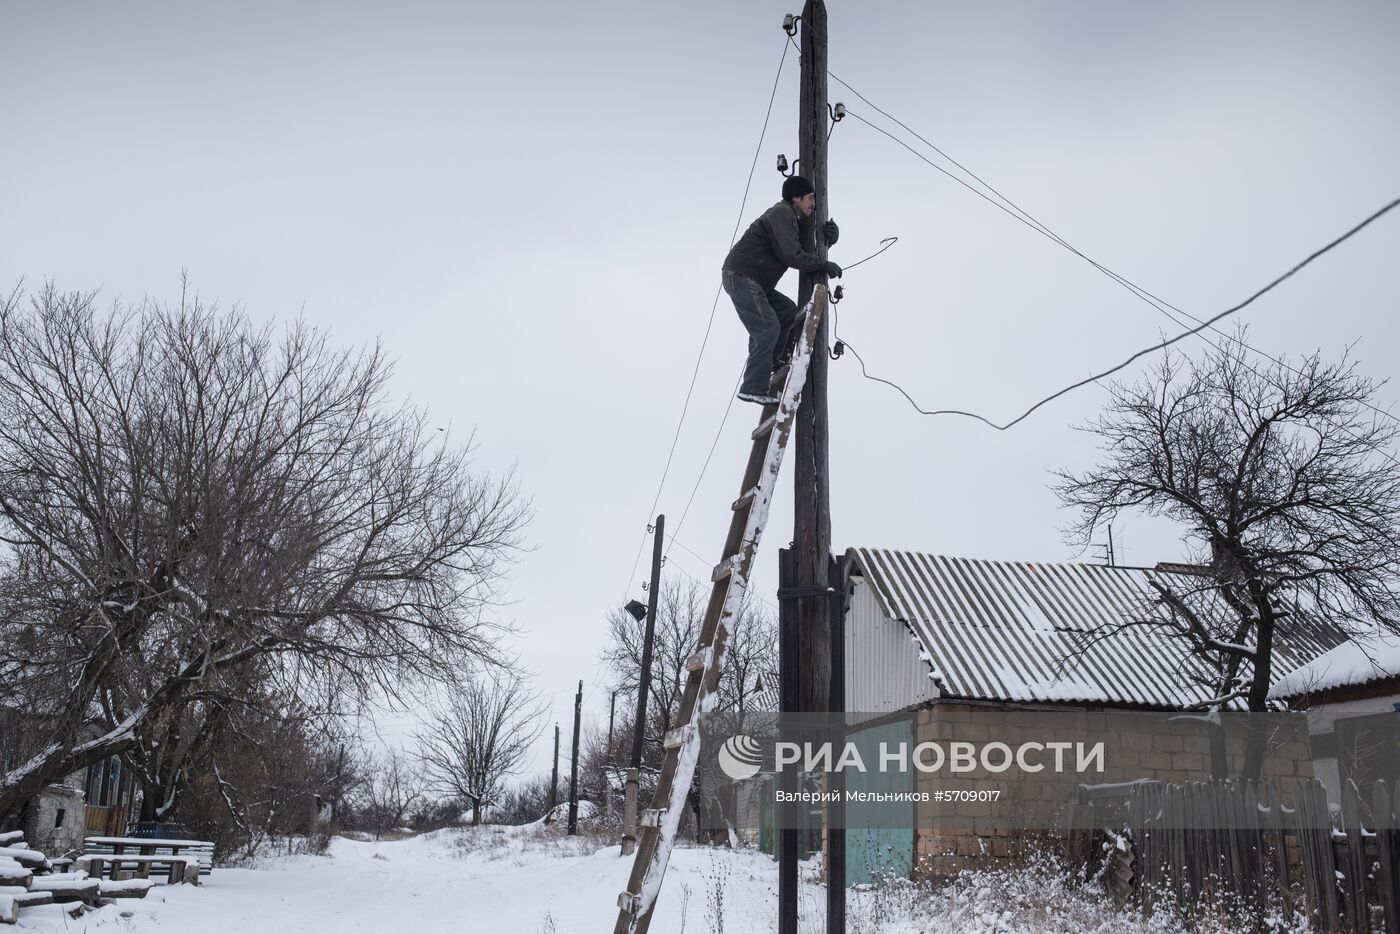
xmin=613 ymin=285 xmax=828 ymax=934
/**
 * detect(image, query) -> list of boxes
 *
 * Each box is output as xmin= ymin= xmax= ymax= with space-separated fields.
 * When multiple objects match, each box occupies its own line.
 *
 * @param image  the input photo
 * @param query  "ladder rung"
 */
xmin=731 ymin=487 xmax=759 ymax=512
xmin=663 ymin=725 xmax=692 ymax=750
xmin=751 ymin=414 xmax=778 ymax=440
xmin=617 ymin=891 xmax=641 ymax=914
xmin=684 ymin=649 xmax=710 ymax=672
xmin=641 ymin=808 xmax=666 ymax=828
xmin=769 ymin=364 xmax=790 ymax=387
xmin=712 ymin=556 xmax=737 ymax=582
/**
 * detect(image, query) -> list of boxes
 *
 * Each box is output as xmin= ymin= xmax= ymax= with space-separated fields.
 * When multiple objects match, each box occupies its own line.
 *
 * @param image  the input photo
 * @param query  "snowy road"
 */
xmin=16 ymin=829 xmax=801 ymax=933
xmin=14 ymin=827 xmax=1294 ymax=932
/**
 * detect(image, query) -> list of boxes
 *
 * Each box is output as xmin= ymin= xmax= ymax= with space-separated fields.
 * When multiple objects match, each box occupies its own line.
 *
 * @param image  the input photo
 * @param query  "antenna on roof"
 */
xmin=1094 ymin=524 xmax=1116 ymax=567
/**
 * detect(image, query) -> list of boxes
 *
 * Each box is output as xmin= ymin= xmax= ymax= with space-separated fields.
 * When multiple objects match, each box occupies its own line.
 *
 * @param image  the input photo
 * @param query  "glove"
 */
xmin=820 ymin=260 xmax=843 ymax=279
xmin=822 ymin=219 xmax=840 ymax=246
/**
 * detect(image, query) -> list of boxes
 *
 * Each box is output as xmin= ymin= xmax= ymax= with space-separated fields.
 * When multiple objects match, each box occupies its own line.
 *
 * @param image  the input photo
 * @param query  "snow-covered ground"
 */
xmin=13 ymin=824 xmax=1308 ymax=933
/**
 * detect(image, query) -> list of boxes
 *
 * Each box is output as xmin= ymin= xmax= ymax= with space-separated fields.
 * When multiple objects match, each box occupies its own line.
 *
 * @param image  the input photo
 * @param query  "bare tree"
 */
xmin=355 ymin=748 xmax=428 ymax=840
xmin=1055 ymin=332 xmax=1400 ymax=776
xmin=601 ymin=577 xmax=775 ymax=768
xmin=718 ymin=599 xmax=777 ymax=718
xmin=0 ymin=282 xmax=529 ymax=820
xmin=171 ymin=696 xmax=352 ymax=859
xmin=416 ymin=673 xmax=545 ymax=825
xmin=602 ymin=577 xmax=774 ymax=843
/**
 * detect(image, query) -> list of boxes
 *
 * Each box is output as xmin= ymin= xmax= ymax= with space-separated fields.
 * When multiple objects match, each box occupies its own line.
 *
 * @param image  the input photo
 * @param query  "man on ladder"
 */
xmin=722 ymin=175 xmax=842 ymax=405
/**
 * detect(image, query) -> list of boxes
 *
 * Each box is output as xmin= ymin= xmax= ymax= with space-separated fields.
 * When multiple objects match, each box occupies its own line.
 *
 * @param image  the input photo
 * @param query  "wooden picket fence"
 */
xmin=1072 ymin=779 xmax=1400 ymax=933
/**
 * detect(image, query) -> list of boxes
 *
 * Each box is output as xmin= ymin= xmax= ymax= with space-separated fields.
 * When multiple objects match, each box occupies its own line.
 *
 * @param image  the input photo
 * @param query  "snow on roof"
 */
xmin=847 ymin=548 xmax=1342 ymax=710
xmin=1269 ymin=629 xmax=1400 ymax=699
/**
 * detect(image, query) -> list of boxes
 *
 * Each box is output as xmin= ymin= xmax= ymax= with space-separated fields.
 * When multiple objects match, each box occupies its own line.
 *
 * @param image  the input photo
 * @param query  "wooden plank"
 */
xmin=98 ymin=878 xmax=154 ymax=899
xmin=750 ymin=413 xmax=778 ymax=441
xmin=1340 ymin=781 xmax=1369 ymax=933
xmin=1260 ymin=782 xmax=1292 ymax=920
xmin=27 ymin=879 xmax=100 ymax=905
xmin=1299 ymin=780 xmax=1341 ymax=933
xmin=1376 ymin=781 xmax=1398 ymax=934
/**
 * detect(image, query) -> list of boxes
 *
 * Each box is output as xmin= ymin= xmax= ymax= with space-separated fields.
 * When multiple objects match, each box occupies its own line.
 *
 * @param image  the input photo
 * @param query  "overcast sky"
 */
xmin=4 ymin=1 xmax=1398 ymax=776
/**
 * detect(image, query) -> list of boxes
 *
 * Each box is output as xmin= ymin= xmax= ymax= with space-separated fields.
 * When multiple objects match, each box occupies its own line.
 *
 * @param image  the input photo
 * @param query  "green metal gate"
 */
xmin=844 ymin=717 xmax=914 ymax=885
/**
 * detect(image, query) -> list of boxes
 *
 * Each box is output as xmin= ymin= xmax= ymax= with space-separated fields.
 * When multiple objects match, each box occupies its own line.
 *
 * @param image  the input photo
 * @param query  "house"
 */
xmin=12 ymin=757 xmax=137 ymax=858
xmin=1269 ymin=629 xmax=1400 ymax=810
xmin=0 ymin=697 xmax=141 ymax=853
xmin=838 ymin=547 xmax=1340 ymax=880
xmin=82 ymin=754 xmax=138 ymax=837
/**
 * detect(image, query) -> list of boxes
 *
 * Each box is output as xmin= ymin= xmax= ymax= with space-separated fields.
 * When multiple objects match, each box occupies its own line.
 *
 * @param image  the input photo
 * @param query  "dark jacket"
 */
xmin=722 ymin=201 xmax=824 ymax=291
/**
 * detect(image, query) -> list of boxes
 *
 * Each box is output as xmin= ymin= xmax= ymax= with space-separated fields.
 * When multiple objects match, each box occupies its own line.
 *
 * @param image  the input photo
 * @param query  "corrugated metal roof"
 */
xmin=1270 ymin=630 xmax=1400 ymax=699
xmin=847 ymin=548 xmax=1341 ymax=710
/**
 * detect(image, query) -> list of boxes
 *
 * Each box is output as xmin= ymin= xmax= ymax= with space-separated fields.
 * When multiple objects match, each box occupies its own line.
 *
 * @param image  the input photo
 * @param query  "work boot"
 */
xmin=737 ymin=391 xmax=780 ymax=406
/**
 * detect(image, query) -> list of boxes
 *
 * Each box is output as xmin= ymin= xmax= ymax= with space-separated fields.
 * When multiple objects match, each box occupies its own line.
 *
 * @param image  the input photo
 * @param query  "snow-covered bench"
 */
xmin=76 ymin=852 xmax=200 ymax=885
xmin=24 ymin=874 xmax=100 ymax=905
xmin=83 ymin=835 xmax=213 ymax=882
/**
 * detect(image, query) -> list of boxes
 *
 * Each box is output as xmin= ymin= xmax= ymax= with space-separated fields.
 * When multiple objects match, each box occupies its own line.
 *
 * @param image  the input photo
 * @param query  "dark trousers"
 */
xmin=723 ymin=270 xmax=798 ymax=396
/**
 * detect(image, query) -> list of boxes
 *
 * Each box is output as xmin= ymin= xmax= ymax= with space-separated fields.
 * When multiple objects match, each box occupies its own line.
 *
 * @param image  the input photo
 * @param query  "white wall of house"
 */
xmin=844 ymin=581 xmax=939 ymax=713
xmin=26 ymin=781 xmax=85 ymax=857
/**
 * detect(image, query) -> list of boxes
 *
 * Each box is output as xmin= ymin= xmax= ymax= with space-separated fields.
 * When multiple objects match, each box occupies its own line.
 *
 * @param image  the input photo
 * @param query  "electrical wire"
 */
xmin=619 ymin=37 xmax=792 ymax=600
xmin=845 ymin=107 xmax=1400 ymax=431
xmin=834 ymin=198 xmax=1400 ymax=433
xmin=666 ymin=537 xmax=780 ymax=614
xmin=842 ymin=236 xmax=898 ymax=271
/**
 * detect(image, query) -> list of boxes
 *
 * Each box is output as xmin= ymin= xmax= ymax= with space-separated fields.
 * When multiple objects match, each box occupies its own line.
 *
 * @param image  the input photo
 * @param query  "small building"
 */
xmin=1269 ymin=629 xmax=1400 ymax=810
xmin=840 ymin=548 xmax=1339 ymax=880
xmin=14 ymin=756 xmax=137 ymax=857
xmin=82 ymin=754 xmax=138 ymax=837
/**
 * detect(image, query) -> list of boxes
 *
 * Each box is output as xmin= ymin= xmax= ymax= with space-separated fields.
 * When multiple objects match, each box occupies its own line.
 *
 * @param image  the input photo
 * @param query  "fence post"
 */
xmin=1340 ymin=781 xmax=1369 ymax=933
xmin=1288 ymin=781 xmax=1338 ymax=932
xmin=1260 ymin=782 xmax=1292 ymax=921
xmin=1375 ymin=781 xmax=1398 ymax=934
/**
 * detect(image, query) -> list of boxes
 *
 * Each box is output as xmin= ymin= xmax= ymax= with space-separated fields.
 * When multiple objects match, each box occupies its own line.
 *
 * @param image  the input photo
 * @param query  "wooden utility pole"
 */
xmin=608 ymin=689 xmax=618 ymax=757
xmin=568 ymin=680 xmax=583 ymax=835
xmin=794 ymin=0 xmax=832 ymax=718
xmin=549 ymin=723 xmax=560 ymax=815
xmin=330 ymin=744 xmax=346 ymax=826
xmin=790 ymin=4 xmax=845 ymax=932
xmin=622 ymin=514 xmax=665 ymax=855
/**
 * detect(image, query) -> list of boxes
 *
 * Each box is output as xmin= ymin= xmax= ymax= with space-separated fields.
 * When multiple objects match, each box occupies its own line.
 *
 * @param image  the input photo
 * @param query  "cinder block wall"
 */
xmin=908 ymin=703 xmax=1313 ymax=878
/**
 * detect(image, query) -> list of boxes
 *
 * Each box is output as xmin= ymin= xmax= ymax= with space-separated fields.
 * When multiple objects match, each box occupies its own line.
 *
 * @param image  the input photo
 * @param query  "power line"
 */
xmin=839 ymin=100 xmax=1400 ymax=429
xmin=664 ymin=537 xmax=780 ymax=615
xmin=654 ymin=46 xmax=905 ymax=576
xmin=619 ymin=37 xmax=793 ymax=600
xmin=834 ymin=198 xmax=1400 ymax=436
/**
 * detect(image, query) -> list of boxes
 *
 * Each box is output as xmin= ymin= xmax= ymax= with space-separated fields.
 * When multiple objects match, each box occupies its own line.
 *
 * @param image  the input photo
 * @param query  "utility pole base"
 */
xmin=621 ymin=768 xmax=639 ymax=856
